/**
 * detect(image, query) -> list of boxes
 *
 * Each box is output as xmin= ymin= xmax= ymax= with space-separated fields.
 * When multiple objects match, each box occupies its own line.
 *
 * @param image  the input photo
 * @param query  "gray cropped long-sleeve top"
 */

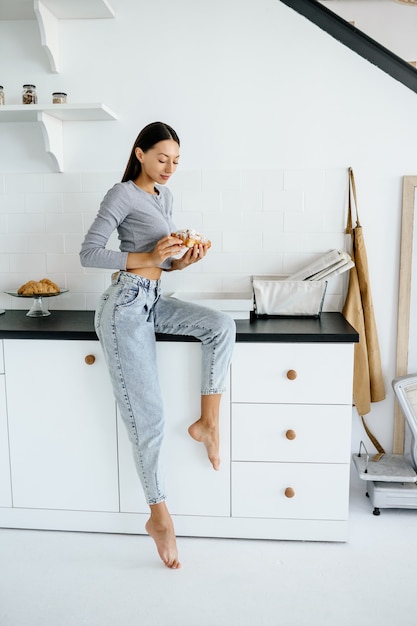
xmin=79 ymin=180 xmax=177 ymax=270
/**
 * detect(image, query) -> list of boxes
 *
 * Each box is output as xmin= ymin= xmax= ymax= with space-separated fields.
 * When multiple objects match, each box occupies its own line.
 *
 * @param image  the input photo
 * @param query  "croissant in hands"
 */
xmin=172 ymin=228 xmax=211 ymax=249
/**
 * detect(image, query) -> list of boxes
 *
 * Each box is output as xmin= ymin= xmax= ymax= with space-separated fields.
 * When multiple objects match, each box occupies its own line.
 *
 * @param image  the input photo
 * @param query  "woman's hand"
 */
xmin=170 ymin=243 xmax=210 ymax=271
xmin=149 ymin=235 xmax=185 ymax=266
xmin=126 ymin=235 xmax=185 ymax=271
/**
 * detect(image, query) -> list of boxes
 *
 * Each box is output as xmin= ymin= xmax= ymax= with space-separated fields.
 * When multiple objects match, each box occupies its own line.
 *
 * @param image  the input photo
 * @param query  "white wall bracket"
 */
xmin=0 ymin=104 xmax=118 ymax=172
xmin=34 ymin=0 xmax=60 ymax=73
xmin=33 ymin=0 xmax=115 ymax=73
xmin=1 ymin=0 xmax=114 ymax=73
xmin=37 ymin=110 xmax=63 ymax=171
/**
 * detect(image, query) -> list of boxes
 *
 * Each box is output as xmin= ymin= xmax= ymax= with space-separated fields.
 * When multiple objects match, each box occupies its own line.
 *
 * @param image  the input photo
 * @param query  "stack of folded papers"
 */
xmin=286 ymin=249 xmax=354 ymax=281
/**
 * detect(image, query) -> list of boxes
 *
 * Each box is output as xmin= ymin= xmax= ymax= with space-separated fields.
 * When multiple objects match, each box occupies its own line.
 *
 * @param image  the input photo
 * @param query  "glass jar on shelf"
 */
xmin=0 ymin=86 xmax=4 ymax=105
xmin=52 ymin=92 xmax=67 ymax=104
xmin=22 ymin=84 xmax=37 ymax=104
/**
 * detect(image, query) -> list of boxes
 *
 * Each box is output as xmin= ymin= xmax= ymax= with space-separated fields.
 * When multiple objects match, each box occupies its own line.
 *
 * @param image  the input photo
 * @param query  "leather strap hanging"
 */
xmin=361 ymin=416 xmax=385 ymax=460
xmin=342 ymin=168 xmax=386 ymax=459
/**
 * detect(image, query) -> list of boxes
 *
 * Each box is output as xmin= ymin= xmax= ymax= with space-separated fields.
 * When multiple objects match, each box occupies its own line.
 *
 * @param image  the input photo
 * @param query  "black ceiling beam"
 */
xmin=279 ymin=0 xmax=417 ymax=95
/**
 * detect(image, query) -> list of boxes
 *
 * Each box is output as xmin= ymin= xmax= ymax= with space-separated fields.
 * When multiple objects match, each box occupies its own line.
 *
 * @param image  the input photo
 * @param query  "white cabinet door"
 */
xmin=118 ymin=342 xmax=231 ymax=516
xmin=0 ymin=374 xmax=12 ymax=508
xmin=4 ymin=340 xmax=119 ymax=512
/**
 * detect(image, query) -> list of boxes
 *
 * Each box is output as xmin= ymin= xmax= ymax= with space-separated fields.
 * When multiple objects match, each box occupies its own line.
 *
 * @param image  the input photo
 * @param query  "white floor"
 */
xmin=1 ymin=470 xmax=416 ymax=626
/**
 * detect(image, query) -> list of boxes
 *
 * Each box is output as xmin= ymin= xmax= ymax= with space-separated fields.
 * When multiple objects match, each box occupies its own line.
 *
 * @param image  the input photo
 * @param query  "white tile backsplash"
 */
xmin=0 ymin=255 xmax=9 ymax=272
xmin=4 ymin=173 xmax=43 ymax=193
xmin=263 ymin=232 xmax=303 ymax=253
xmin=249 ymin=211 xmax=284 ymax=233
xmin=222 ymin=231 xmax=263 ymax=253
xmin=46 ymin=253 xmax=81 ymax=273
xmin=0 ymin=234 xmax=26 ymax=254
xmin=324 ymin=209 xmax=347 ymax=232
xmin=222 ymin=274 xmax=252 ymax=292
xmin=25 ymin=192 xmax=63 ymax=214
xmin=202 ymin=170 xmax=242 ymax=192
xmin=174 ymin=211 xmax=204 ymax=232
xmin=203 ymin=211 xmax=242 ymax=232
xmin=221 ymin=190 xmax=263 ymax=213
xmin=181 ymin=191 xmax=221 ymax=213
xmin=263 ymin=189 xmax=304 ymax=212
xmin=46 ymin=214 xmax=83 ymax=234
xmin=64 ymin=233 xmax=84 ymax=254
xmin=181 ymin=272 xmax=224 ymax=292
xmin=242 ymin=169 xmax=284 ymax=193
xmin=10 ymin=254 xmax=47 ymax=274
xmin=203 ymin=252 xmax=242 ymax=274
xmin=0 ymin=194 xmax=25 ymax=213
xmin=0 ymin=168 xmax=349 ymax=312
xmin=301 ymin=232 xmax=347 ymax=253
xmin=63 ymin=192 xmax=103 ymax=213
xmin=81 ymin=172 xmax=120 ymax=193
xmin=284 ymin=169 xmax=325 ymax=191
xmin=241 ymin=253 xmax=284 ymax=275
xmin=26 ymin=234 xmax=64 ymax=254
xmin=53 ymin=291 xmax=85 ymax=311
xmin=284 ymin=210 xmax=325 ymax=233
xmin=68 ymin=273 xmax=107 ymax=293
xmin=168 ymin=170 xmax=202 ymax=194
xmin=8 ymin=213 xmax=45 ymax=234
xmin=43 ymin=173 xmax=82 ymax=193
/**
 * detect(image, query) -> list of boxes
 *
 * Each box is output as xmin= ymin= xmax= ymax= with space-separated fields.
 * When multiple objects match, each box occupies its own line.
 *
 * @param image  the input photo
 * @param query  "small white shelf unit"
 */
xmin=0 ymin=103 xmax=118 ymax=172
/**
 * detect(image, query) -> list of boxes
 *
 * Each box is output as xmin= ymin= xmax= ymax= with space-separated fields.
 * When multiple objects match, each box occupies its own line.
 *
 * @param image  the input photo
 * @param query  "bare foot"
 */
xmin=145 ymin=504 xmax=181 ymax=569
xmin=188 ymin=418 xmax=220 ymax=470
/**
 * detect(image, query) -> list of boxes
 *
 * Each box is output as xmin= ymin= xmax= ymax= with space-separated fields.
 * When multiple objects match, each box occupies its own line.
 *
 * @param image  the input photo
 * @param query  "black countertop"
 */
xmin=0 ymin=310 xmax=358 ymax=343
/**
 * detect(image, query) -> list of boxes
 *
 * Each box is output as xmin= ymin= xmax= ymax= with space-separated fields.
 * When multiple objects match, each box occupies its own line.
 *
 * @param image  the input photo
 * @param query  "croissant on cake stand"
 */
xmin=17 ymin=278 xmax=60 ymax=295
xmin=6 ymin=279 xmax=67 ymax=317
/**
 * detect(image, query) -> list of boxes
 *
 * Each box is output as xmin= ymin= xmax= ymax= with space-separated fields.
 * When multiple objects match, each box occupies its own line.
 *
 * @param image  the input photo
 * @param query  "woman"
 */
xmin=80 ymin=122 xmax=235 ymax=569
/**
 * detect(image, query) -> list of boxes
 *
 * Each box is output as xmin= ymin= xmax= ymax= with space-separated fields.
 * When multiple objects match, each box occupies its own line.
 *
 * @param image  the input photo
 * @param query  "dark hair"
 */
xmin=121 ymin=122 xmax=180 ymax=182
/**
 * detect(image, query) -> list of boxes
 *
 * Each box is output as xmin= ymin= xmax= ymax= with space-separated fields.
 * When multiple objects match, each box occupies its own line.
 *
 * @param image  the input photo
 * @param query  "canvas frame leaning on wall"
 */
xmin=395 ymin=175 xmax=417 ymax=453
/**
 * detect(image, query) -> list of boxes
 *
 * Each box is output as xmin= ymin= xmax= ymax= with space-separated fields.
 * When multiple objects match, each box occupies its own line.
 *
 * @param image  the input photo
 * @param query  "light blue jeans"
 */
xmin=95 ymin=271 xmax=236 ymax=505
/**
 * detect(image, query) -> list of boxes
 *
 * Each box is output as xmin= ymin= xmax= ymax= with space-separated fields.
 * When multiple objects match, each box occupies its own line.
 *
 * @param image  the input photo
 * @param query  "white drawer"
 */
xmin=0 ymin=340 xmax=3 ymax=374
xmin=232 ymin=403 xmax=352 ymax=463
xmin=231 ymin=342 xmax=354 ymax=404
xmin=231 ymin=462 xmax=350 ymax=520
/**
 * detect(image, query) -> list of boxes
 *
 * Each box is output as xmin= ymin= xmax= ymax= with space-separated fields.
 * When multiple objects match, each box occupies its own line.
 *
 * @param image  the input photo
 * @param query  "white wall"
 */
xmin=1 ymin=0 xmax=417 ymax=453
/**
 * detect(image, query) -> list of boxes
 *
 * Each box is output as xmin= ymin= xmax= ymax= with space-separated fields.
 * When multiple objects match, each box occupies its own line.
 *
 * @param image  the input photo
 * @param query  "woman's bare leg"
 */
xmin=145 ymin=501 xmax=181 ymax=569
xmin=188 ymin=393 xmax=222 ymax=470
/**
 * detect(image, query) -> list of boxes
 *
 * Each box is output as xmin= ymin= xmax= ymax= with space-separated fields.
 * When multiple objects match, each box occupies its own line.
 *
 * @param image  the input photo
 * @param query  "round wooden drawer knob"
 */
xmin=286 ymin=369 xmax=297 ymax=380
xmin=284 ymin=487 xmax=295 ymax=499
xmin=84 ymin=354 xmax=96 ymax=365
xmin=285 ymin=429 xmax=297 ymax=440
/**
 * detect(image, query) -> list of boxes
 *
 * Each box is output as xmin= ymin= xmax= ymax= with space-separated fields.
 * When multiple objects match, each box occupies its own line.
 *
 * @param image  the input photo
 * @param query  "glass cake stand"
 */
xmin=5 ymin=289 xmax=69 ymax=317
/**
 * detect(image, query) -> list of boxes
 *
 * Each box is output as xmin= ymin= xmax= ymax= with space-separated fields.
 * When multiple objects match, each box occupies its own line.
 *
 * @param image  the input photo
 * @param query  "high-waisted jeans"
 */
xmin=94 ymin=271 xmax=236 ymax=505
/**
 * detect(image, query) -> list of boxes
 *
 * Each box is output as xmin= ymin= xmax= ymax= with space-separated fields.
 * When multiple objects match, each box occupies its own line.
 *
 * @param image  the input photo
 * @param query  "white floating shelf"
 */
xmin=0 ymin=103 xmax=118 ymax=172
xmin=0 ymin=103 xmax=117 ymax=122
xmin=0 ymin=0 xmax=114 ymax=72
